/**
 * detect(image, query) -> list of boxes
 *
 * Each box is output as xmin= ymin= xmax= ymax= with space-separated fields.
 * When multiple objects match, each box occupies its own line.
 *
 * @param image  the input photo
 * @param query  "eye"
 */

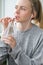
xmin=21 ymin=7 xmax=26 ymax=10
xmin=15 ymin=5 xmax=18 ymax=9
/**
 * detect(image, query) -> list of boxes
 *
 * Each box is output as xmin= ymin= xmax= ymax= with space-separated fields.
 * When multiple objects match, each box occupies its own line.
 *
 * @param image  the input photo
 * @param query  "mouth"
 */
xmin=15 ymin=16 xmax=20 ymax=20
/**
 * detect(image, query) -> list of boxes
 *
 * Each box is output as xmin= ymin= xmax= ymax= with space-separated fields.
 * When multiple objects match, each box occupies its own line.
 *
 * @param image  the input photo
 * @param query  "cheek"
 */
xmin=21 ymin=12 xmax=31 ymax=20
xmin=21 ymin=11 xmax=32 ymax=18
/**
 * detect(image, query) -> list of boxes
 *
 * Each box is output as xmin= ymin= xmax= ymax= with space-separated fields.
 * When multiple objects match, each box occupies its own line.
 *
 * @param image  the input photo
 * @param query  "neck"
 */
xmin=15 ymin=21 xmax=32 ymax=31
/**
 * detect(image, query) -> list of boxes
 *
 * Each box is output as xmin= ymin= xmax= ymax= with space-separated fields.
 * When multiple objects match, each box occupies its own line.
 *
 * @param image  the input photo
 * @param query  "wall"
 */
xmin=0 ymin=0 xmax=5 ymax=18
xmin=0 ymin=0 xmax=2 ymax=18
xmin=5 ymin=0 xmax=16 ymax=17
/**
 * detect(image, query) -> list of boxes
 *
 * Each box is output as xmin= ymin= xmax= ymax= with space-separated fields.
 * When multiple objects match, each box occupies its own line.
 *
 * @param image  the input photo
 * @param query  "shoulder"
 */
xmin=32 ymin=24 xmax=43 ymax=36
xmin=31 ymin=24 xmax=43 ymax=49
xmin=30 ymin=24 xmax=43 ymax=43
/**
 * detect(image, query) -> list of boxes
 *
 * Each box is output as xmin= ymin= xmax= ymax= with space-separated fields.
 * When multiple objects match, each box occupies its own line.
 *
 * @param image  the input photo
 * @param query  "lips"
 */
xmin=15 ymin=16 xmax=20 ymax=20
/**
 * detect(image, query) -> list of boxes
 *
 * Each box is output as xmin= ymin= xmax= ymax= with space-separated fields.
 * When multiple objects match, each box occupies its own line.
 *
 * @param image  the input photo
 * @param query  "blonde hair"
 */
xmin=29 ymin=0 xmax=42 ymax=22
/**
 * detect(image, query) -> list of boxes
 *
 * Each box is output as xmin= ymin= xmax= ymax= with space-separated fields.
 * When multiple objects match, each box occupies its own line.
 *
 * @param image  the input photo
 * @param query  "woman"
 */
xmin=0 ymin=0 xmax=43 ymax=65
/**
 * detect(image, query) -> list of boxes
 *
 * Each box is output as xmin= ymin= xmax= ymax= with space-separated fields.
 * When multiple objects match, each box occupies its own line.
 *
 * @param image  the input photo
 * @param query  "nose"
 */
xmin=15 ymin=8 xmax=20 ymax=14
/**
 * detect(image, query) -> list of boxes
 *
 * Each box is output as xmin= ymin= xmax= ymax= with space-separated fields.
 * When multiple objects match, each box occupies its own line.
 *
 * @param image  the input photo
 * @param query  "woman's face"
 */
xmin=14 ymin=0 xmax=33 ymax=23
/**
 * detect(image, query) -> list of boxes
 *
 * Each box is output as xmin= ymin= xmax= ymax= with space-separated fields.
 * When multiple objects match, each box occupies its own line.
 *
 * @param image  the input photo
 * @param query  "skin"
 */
xmin=14 ymin=0 xmax=32 ymax=23
xmin=0 ymin=17 xmax=15 ymax=29
xmin=2 ymin=0 xmax=36 ymax=48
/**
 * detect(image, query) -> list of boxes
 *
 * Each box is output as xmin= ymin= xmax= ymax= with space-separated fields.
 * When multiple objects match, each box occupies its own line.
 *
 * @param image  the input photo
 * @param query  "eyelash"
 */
xmin=20 ymin=8 xmax=26 ymax=10
xmin=15 ymin=6 xmax=26 ymax=11
xmin=15 ymin=6 xmax=18 ymax=9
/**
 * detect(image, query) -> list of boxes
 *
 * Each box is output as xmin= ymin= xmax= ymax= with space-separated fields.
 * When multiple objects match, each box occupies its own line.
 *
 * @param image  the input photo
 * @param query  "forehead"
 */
xmin=15 ymin=0 xmax=32 ymax=8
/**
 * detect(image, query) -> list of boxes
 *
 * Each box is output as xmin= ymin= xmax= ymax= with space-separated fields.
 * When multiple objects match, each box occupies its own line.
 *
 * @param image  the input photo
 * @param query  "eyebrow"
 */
xmin=15 ymin=5 xmax=28 ymax=9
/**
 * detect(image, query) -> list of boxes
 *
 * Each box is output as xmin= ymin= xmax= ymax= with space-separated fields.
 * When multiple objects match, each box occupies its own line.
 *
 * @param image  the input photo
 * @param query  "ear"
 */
xmin=31 ymin=10 xmax=37 ymax=19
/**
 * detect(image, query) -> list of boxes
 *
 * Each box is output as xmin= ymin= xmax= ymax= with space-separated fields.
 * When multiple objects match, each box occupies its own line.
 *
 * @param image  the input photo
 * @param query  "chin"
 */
xmin=15 ymin=20 xmax=21 ymax=22
xmin=15 ymin=19 xmax=24 ymax=23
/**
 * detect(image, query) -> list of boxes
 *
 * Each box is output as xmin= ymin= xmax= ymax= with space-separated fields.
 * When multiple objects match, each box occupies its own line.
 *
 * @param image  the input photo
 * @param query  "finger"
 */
xmin=2 ymin=38 xmax=11 ymax=45
xmin=12 ymin=18 xmax=15 ymax=22
xmin=3 ymin=36 xmax=13 ymax=43
xmin=3 ymin=38 xmax=15 ymax=48
xmin=2 ymin=36 xmax=16 ymax=48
